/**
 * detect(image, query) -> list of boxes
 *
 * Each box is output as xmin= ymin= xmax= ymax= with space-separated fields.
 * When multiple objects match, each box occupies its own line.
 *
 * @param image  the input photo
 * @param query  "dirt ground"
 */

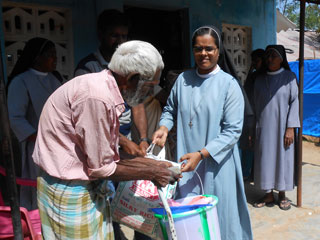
xmin=247 ymin=140 xmax=320 ymax=240
xmin=301 ymin=138 xmax=320 ymax=165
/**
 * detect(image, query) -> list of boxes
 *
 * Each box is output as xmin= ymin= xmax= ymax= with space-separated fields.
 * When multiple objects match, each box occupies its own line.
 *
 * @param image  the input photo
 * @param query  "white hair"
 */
xmin=108 ymin=40 xmax=164 ymax=80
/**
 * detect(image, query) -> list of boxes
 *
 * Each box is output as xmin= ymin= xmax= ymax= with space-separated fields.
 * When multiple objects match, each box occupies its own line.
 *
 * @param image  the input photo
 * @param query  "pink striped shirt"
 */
xmin=33 ymin=70 xmax=125 ymax=180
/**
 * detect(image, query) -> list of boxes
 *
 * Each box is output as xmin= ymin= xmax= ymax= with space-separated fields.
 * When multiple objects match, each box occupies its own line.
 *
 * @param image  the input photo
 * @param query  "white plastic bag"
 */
xmin=110 ymin=145 xmax=179 ymax=239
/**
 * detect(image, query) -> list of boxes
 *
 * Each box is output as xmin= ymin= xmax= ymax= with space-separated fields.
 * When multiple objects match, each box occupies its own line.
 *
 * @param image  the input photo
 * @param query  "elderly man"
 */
xmin=33 ymin=41 xmax=179 ymax=239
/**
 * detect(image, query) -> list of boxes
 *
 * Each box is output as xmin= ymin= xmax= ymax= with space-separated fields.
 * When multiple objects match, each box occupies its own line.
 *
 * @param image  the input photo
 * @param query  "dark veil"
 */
xmin=6 ymin=37 xmax=55 ymax=89
xmin=192 ymin=25 xmax=254 ymax=122
xmin=265 ymin=44 xmax=291 ymax=71
xmin=218 ymin=40 xmax=254 ymax=121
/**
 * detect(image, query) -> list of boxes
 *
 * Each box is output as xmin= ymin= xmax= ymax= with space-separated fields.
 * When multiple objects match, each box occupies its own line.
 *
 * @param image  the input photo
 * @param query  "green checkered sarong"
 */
xmin=37 ymin=172 xmax=114 ymax=239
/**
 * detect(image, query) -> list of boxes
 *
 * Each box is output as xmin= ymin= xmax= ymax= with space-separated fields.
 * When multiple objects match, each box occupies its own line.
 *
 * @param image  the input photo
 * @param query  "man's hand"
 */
xmin=109 ymin=157 xmax=181 ymax=187
xmin=284 ymin=128 xmax=294 ymax=148
xmin=119 ymin=133 xmax=144 ymax=156
xmin=121 ymin=139 xmax=144 ymax=157
xmin=152 ymin=164 xmax=180 ymax=188
xmin=152 ymin=126 xmax=169 ymax=147
xmin=132 ymin=103 xmax=148 ymax=153
xmin=139 ymin=141 xmax=149 ymax=156
xmin=154 ymin=160 xmax=172 ymax=168
xmin=179 ymin=152 xmax=202 ymax=172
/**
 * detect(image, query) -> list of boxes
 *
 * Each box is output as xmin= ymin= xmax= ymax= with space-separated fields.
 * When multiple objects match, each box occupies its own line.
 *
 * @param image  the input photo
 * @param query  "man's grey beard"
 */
xmin=121 ymin=81 xmax=153 ymax=107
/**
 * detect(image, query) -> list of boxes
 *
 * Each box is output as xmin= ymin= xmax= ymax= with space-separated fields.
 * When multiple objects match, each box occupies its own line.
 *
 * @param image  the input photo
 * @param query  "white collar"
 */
xmin=29 ymin=68 xmax=48 ymax=76
xmin=267 ymin=67 xmax=284 ymax=75
xmin=95 ymin=49 xmax=109 ymax=68
xmin=196 ymin=65 xmax=221 ymax=78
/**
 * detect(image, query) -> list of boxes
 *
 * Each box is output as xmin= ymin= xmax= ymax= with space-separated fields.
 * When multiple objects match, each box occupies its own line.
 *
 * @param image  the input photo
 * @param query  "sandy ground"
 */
xmin=246 ymin=140 xmax=320 ymax=240
xmin=118 ymin=140 xmax=320 ymax=240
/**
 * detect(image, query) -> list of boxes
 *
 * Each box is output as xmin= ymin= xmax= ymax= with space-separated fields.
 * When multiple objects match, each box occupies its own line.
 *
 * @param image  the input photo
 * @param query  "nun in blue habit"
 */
xmin=253 ymin=45 xmax=300 ymax=211
xmin=153 ymin=26 xmax=253 ymax=240
xmin=7 ymin=37 xmax=63 ymax=210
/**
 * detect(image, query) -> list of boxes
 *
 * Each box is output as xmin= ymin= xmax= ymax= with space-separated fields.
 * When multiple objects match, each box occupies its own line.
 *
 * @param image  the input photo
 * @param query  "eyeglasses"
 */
xmin=193 ymin=46 xmax=217 ymax=53
xmin=266 ymin=53 xmax=281 ymax=60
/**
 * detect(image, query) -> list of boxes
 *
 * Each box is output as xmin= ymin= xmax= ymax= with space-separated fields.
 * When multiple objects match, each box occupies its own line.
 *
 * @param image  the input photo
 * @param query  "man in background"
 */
xmin=74 ymin=10 xmax=152 ymax=239
xmin=75 ymin=9 xmax=149 ymax=157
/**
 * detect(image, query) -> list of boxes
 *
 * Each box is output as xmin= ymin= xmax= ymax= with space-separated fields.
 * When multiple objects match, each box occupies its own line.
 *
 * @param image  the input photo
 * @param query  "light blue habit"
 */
xmin=7 ymin=69 xmax=62 ymax=210
xmin=253 ymin=68 xmax=300 ymax=191
xmin=159 ymin=67 xmax=253 ymax=240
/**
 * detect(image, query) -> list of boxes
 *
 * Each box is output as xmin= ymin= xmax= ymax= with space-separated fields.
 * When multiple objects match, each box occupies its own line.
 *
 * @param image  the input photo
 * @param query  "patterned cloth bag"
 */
xmin=110 ymin=145 xmax=179 ymax=239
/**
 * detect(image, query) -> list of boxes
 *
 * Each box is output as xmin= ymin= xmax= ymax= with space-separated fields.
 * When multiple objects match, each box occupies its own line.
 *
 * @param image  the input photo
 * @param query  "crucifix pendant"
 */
xmin=189 ymin=121 xmax=193 ymax=128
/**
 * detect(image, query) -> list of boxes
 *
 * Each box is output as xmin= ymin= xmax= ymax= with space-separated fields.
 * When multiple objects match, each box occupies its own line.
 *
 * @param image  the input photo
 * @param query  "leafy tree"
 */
xmin=284 ymin=1 xmax=300 ymax=26
xmin=304 ymin=4 xmax=320 ymax=31
xmin=278 ymin=0 xmax=320 ymax=31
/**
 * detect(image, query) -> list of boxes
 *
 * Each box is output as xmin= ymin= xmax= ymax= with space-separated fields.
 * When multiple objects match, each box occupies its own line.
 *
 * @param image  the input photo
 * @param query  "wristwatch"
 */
xmin=198 ymin=150 xmax=205 ymax=160
xmin=140 ymin=137 xmax=150 ymax=144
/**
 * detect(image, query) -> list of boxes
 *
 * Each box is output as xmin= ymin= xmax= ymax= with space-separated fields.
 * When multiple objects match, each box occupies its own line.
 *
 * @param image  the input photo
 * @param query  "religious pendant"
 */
xmin=189 ymin=121 xmax=193 ymax=128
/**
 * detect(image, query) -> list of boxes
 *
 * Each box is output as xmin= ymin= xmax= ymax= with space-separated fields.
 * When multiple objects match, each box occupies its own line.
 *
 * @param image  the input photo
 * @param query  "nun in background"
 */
xmin=153 ymin=25 xmax=253 ymax=240
xmin=253 ymin=45 xmax=300 ymax=211
xmin=7 ymin=37 xmax=63 ymax=210
xmin=239 ymin=48 xmax=265 ymax=180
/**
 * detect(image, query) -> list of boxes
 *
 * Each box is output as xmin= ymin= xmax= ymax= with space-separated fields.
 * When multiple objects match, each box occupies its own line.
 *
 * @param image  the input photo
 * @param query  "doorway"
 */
xmin=124 ymin=6 xmax=190 ymax=85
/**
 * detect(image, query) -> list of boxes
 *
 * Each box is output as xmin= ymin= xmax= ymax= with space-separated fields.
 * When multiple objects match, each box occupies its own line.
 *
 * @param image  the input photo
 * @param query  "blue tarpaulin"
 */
xmin=289 ymin=60 xmax=320 ymax=137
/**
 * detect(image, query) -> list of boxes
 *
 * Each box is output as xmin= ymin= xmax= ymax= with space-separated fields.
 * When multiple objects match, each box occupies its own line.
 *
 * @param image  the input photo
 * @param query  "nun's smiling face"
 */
xmin=193 ymin=34 xmax=219 ymax=74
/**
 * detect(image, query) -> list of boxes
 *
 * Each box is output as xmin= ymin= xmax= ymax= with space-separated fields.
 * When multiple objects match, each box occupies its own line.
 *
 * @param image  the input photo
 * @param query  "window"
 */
xmin=222 ymin=23 xmax=252 ymax=85
xmin=2 ymin=2 xmax=74 ymax=80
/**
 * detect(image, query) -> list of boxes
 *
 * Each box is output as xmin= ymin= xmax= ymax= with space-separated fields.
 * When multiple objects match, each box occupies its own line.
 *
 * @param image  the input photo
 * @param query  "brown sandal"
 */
xmin=279 ymin=197 xmax=291 ymax=210
xmin=253 ymin=197 xmax=275 ymax=208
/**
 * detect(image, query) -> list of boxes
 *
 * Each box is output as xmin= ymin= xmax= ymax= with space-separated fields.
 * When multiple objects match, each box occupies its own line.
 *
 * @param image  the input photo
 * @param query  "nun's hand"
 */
xmin=152 ymin=126 xmax=169 ymax=147
xmin=284 ymin=127 xmax=294 ymax=148
xmin=179 ymin=152 xmax=202 ymax=172
xmin=248 ymin=135 xmax=253 ymax=148
xmin=27 ymin=133 xmax=37 ymax=142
